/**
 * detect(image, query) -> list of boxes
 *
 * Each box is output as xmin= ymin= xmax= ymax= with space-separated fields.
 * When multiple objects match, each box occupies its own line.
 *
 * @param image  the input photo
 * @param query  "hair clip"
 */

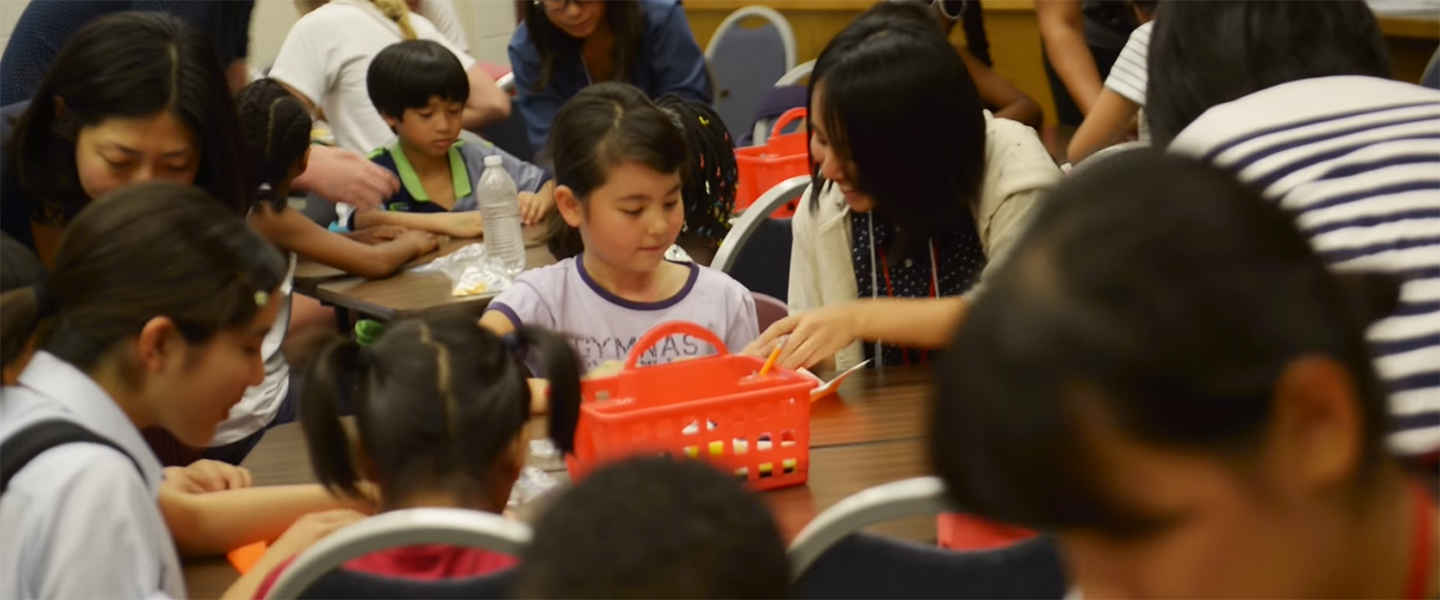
xmin=254 ymin=290 xmax=270 ymax=307
xmin=698 ymin=115 xmax=711 ymax=126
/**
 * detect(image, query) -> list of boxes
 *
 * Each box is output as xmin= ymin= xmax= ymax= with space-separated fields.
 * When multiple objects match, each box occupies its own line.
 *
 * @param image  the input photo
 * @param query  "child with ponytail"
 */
xmin=238 ymin=78 xmax=439 ymax=280
xmin=195 ymin=79 xmax=440 ymax=467
xmin=481 ymin=83 xmax=758 ymax=373
xmin=251 ymin=315 xmax=583 ymax=595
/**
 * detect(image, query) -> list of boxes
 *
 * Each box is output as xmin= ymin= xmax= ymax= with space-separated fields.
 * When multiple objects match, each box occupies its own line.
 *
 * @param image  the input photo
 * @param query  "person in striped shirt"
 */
xmin=1148 ymin=0 xmax=1440 ymax=457
xmin=1066 ymin=2 xmax=1156 ymax=164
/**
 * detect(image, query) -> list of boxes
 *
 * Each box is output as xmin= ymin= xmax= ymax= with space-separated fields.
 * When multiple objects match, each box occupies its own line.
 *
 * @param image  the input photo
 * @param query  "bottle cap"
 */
xmin=484 ymin=155 xmax=503 ymax=167
xmin=354 ymin=319 xmax=385 ymax=347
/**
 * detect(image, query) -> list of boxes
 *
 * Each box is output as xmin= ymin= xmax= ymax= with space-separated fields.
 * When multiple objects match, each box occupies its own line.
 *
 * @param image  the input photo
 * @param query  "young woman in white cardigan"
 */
xmin=754 ymin=3 xmax=1059 ymax=371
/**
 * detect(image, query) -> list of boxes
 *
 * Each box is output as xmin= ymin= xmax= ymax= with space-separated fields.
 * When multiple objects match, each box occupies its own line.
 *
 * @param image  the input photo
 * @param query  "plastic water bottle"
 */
xmin=477 ymin=155 xmax=526 ymax=276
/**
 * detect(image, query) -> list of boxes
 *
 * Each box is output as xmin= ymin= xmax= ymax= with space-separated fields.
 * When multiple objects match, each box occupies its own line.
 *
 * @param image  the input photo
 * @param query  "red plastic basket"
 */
xmin=566 ymin=321 xmax=817 ymax=491
xmin=735 ymin=107 xmax=811 ymax=217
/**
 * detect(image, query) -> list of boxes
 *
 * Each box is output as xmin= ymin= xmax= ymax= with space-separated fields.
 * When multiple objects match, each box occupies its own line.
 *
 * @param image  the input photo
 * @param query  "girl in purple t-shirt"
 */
xmin=481 ymin=83 xmax=758 ymax=373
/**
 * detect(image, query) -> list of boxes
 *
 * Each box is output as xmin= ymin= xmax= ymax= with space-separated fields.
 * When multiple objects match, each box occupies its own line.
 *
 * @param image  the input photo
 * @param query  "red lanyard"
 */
xmin=874 ymin=242 xmax=939 ymax=367
xmin=875 ymin=244 xmax=938 ymax=300
xmin=1405 ymin=482 xmax=1435 ymax=600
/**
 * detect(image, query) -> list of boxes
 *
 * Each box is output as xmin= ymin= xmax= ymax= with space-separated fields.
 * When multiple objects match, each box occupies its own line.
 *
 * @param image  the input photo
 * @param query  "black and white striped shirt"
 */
xmin=1171 ymin=75 xmax=1440 ymax=456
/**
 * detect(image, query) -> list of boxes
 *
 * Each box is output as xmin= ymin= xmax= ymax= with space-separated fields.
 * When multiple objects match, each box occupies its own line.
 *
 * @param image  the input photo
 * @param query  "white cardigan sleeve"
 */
xmin=967 ymin=115 xmax=1062 ymax=298
xmin=787 ymin=182 xmax=825 ymax=313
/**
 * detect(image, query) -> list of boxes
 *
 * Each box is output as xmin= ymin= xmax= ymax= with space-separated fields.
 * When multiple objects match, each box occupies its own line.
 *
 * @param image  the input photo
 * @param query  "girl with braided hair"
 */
xmin=198 ymin=79 xmax=440 ymax=466
xmin=655 ymin=94 xmax=738 ymax=262
xmin=237 ymin=78 xmax=439 ymax=281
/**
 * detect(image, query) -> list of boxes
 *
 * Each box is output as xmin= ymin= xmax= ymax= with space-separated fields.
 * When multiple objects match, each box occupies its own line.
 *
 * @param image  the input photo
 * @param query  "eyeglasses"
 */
xmin=534 ymin=0 xmax=591 ymax=14
xmin=929 ymin=0 xmax=967 ymax=20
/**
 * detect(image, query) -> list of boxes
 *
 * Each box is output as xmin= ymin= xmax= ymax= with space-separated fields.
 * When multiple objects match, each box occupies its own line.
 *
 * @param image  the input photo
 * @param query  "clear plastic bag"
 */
xmin=506 ymin=465 xmax=560 ymax=508
xmin=412 ymin=243 xmax=514 ymax=297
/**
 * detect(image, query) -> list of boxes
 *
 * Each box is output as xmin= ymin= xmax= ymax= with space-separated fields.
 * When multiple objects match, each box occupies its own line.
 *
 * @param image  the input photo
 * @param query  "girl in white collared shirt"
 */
xmin=0 ymin=183 xmax=300 ymax=599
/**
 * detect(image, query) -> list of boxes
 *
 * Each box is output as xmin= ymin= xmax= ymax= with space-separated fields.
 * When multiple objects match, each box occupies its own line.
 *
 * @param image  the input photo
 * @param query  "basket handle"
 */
xmin=622 ymin=321 xmax=729 ymax=370
xmin=771 ymin=107 xmax=807 ymax=140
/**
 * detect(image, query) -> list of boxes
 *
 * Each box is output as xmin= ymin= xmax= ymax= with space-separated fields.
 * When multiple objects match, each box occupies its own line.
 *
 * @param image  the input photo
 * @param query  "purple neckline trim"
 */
xmin=576 ymin=258 xmax=699 ymax=311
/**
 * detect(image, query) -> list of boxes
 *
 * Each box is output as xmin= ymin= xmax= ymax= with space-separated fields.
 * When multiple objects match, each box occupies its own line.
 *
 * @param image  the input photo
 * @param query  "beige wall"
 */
xmin=0 ymin=1 xmax=28 ymax=53
xmin=0 ymin=0 xmax=519 ymax=73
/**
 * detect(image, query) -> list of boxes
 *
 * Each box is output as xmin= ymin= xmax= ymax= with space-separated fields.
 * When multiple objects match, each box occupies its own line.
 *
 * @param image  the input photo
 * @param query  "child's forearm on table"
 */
xmin=161 ymin=484 xmax=345 ymax=557
xmin=355 ymin=210 xmax=439 ymax=232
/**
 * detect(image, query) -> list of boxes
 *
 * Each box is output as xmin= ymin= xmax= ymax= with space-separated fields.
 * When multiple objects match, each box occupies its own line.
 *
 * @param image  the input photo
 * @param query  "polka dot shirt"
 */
xmin=851 ymin=211 xmax=985 ymax=366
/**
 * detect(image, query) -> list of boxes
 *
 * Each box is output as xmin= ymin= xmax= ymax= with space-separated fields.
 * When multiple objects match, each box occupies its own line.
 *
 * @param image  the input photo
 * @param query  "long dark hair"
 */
xmin=542 ymin=82 xmax=688 ymax=259
xmin=1146 ymin=0 xmax=1390 ymax=147
xmin=0 ymin=182 xmax=286 ymax=373
xmin=236 ymin=79 xmax=313 ymax=213
xmin=523 ymin=0 xmax=644 ymax=92
xmin=6 ymin=12 xmax=250 ymax=227
xmin=808 ymin=2 xmax=987 ymax=260
xmin=930 ymin=151 xmax=1397 ymax=533
xmin=301 ymin=315 xmax=583 ymax=509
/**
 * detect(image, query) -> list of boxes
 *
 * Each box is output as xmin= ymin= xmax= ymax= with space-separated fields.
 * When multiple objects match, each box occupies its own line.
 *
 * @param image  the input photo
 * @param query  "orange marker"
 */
xmin=758 ymin=346 xmax=782 ymax=377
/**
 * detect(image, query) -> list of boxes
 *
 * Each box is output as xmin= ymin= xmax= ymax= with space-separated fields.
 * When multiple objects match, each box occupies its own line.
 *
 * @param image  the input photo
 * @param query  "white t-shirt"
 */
xmin=269 ymin=0 xmax=477 ymax=153
xmin=1170 ymin=75 xmax=1440 ymax=456
xmin=211 ymin=252 xmax=296 ymax=446
xmin=1104 ymin=21 xmax=1152 ymax=143
xmin=1104 ymin=21 xmax=1151 ymax=105
xmin=413 ymin=0 xmax=469 ymax=53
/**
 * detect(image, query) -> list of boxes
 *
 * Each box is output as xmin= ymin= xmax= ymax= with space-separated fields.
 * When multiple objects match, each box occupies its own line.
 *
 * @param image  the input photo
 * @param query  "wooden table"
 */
xmin=315 ymin=242 xmax=555 ymax=322
xmin=183 ymin=365 xmax=935 ymax=599
xmin=300 ymin=227 xmax=555 ymax=325
xmin=293 ymin=227 xmax=552 ymax=297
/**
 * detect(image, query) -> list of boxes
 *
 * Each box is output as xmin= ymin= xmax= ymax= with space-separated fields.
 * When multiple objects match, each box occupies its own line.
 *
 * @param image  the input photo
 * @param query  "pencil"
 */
xmin=759 ymin=346 xmax=782 ymax=377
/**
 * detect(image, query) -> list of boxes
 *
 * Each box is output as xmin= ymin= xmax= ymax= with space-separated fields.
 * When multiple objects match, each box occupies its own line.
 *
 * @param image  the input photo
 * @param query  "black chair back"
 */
xmin=795 ymin=534 xmax=1066 ymax=600
xmin=725 ymin=217 xmax=792 ymax=302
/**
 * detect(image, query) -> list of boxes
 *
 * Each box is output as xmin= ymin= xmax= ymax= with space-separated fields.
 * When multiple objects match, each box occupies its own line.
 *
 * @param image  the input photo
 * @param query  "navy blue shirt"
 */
xmin=0 ymin=101 xmax=35 ymax=251
xmin=851 ymin=212 xmax=985 ymax=367
xmin=507 ymin=0 xmax=712 ymax=161
xmin=0 ymin=0 xmax=255 ymax=105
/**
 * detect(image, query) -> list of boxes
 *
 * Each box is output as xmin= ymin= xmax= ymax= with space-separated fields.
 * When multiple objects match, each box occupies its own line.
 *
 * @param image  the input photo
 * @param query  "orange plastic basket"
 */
xmin=565 ymin=321 xmax=817 ymax=491
xmin=735 ymin=107 xmax=811 ymax=217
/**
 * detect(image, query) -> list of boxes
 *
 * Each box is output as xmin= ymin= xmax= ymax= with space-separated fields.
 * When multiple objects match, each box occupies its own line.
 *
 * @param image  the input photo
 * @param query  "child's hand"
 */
xmin=262 ymin=509 xmax=365 ymax=568
xmin=439 ymin=213 xmax=485 ymax=239
xmin=400 ymin=229 xmax=439 ymax=255
xmin=519 ymin=189 xmax=555 ymax=226
xmin=162 ymin=460 xmax=252 ymax=494
xmin=220 ymin=509 xmax=366 ymax=600
xmin=350 ymin=225 xmax=406 ymax=245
